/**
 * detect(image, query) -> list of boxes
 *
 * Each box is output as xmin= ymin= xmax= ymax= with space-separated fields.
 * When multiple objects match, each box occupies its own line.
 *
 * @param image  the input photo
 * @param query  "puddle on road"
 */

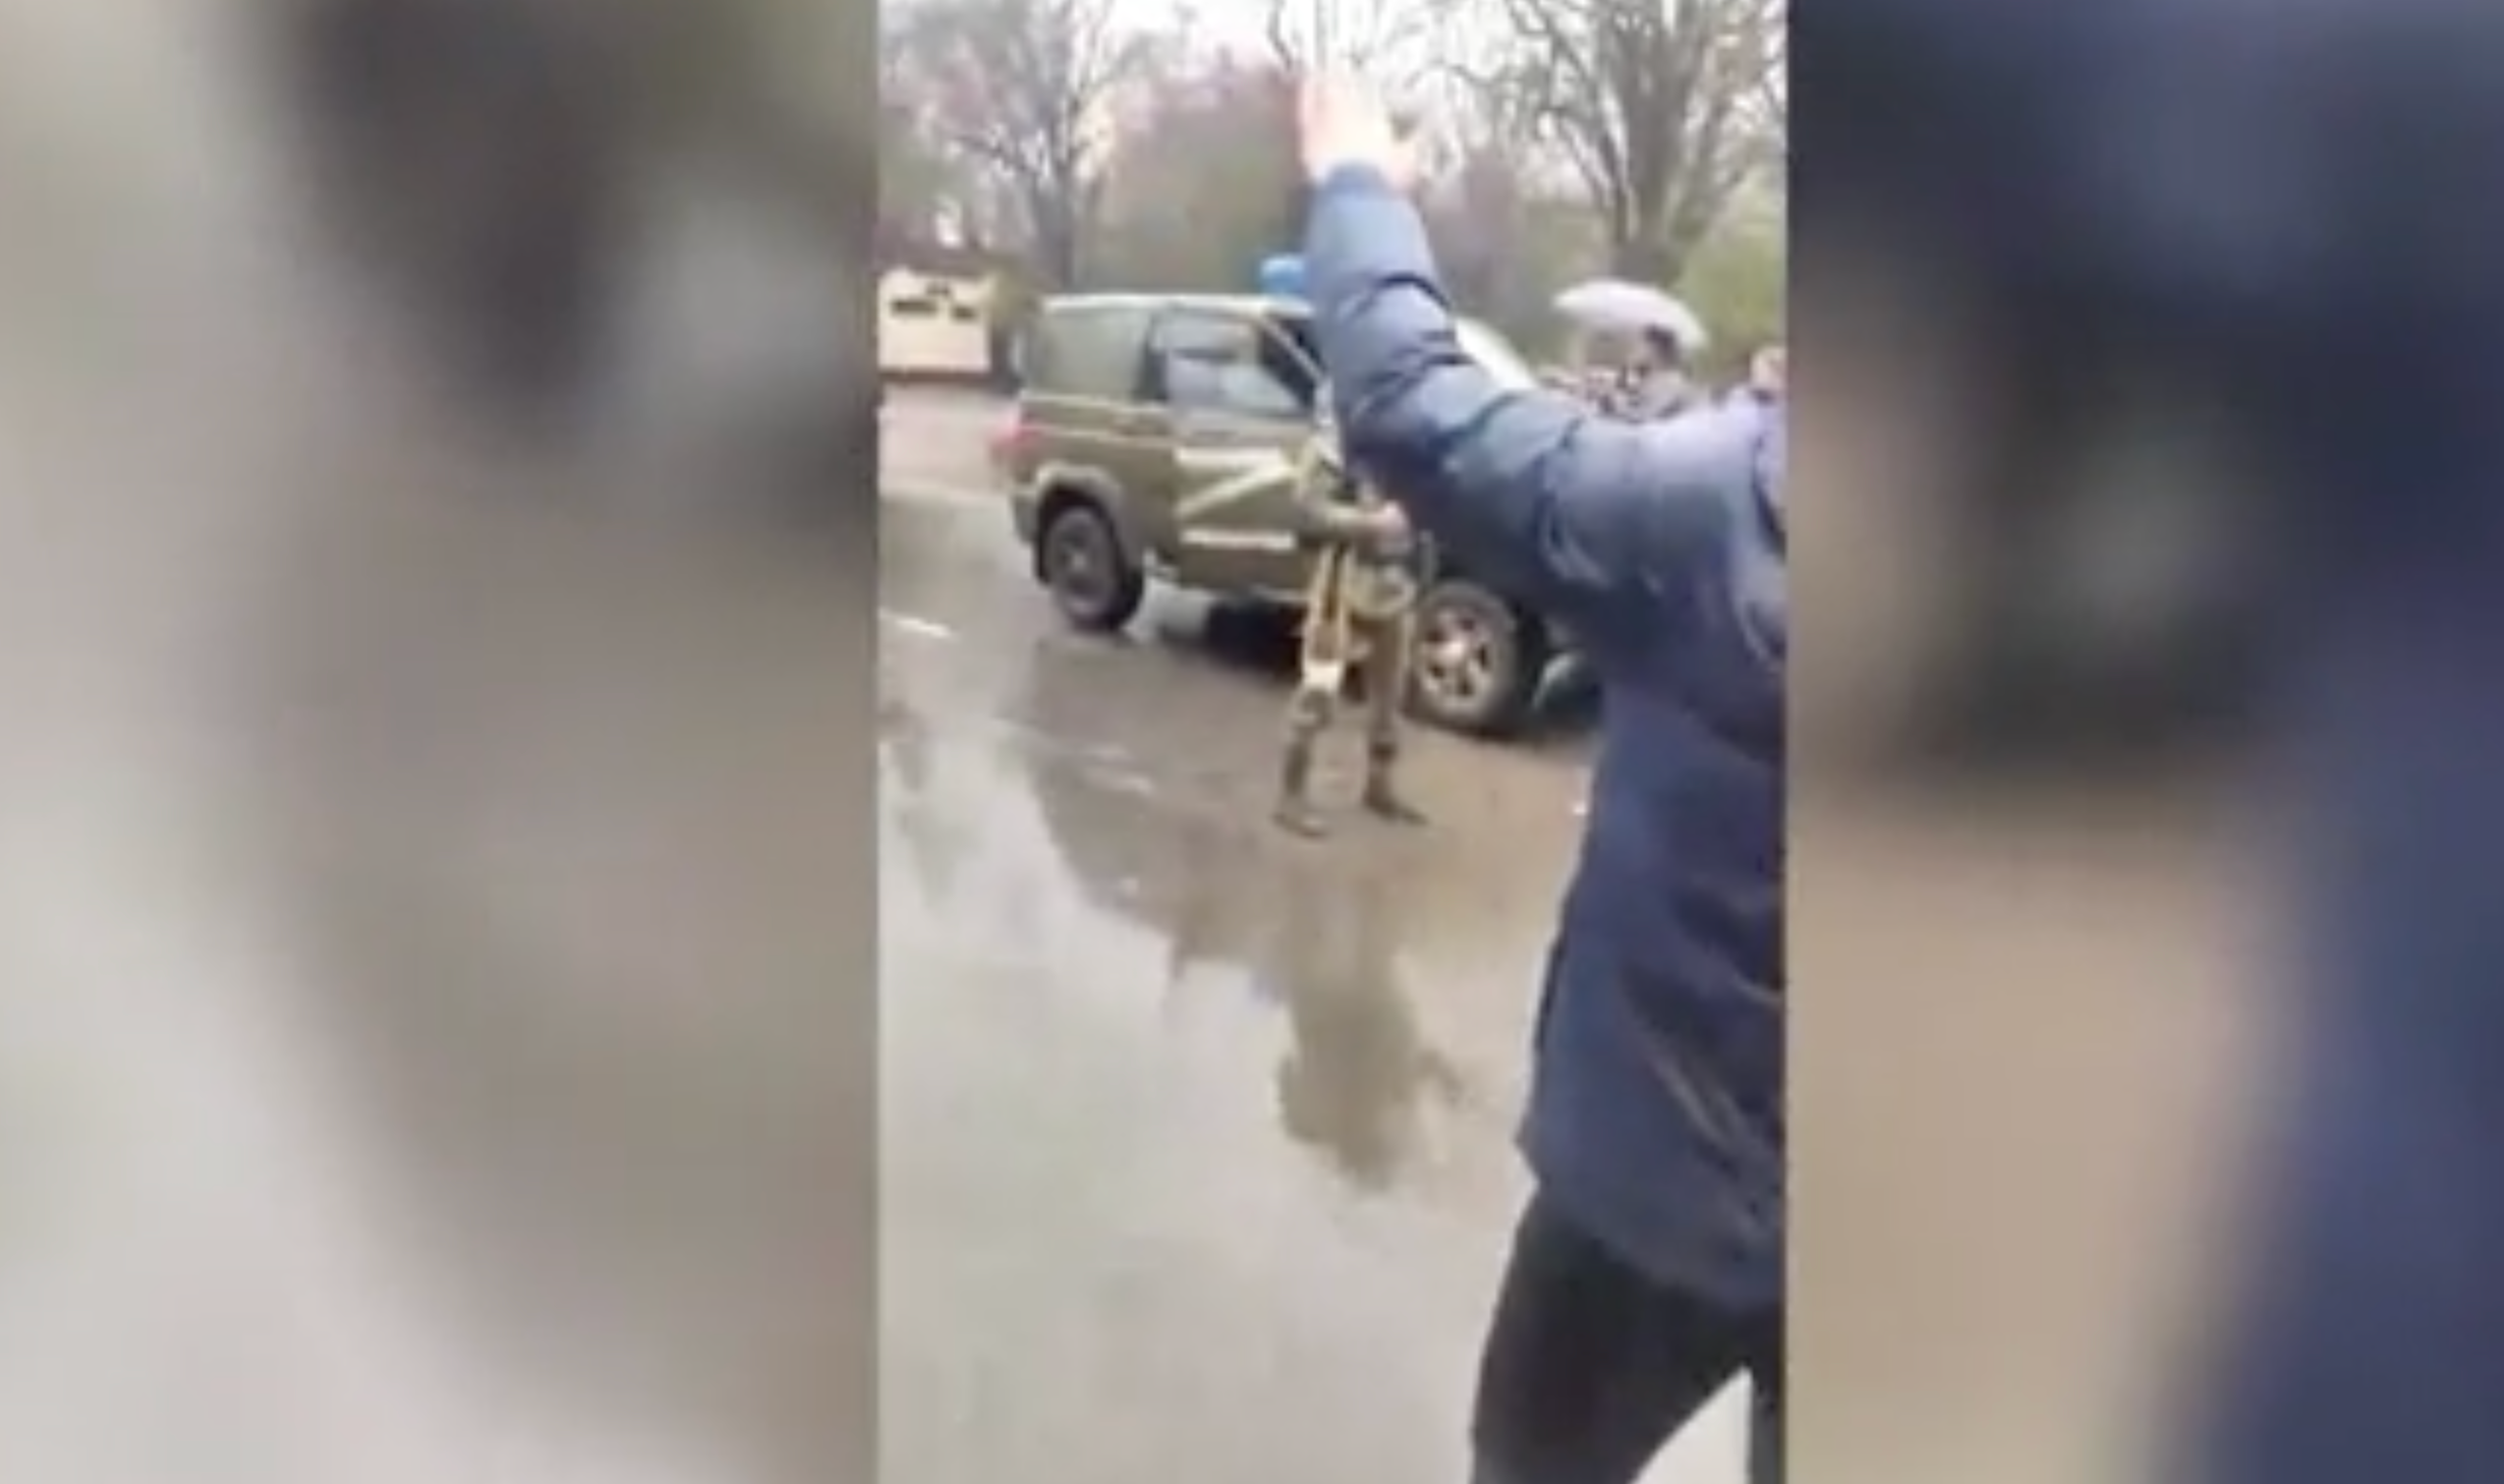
xmin=875 ymin=633 xmax=1607 ymax=1481
xmin=881 ymin=692 xmax=1510 ymax=1199
xmin=875 ymin=517 xmax=1589 ymax=1211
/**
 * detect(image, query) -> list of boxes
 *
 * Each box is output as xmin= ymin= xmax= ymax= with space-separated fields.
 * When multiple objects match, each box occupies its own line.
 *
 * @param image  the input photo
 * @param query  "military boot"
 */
xmin=1359 ymin=746 xmax=1427 ymax=825
xmin=1274 ymin=740 xmax=1330 ymax=837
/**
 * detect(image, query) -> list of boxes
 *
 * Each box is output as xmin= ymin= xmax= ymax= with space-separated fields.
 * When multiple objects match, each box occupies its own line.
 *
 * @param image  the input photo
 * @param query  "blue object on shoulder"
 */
xmin=1257 ymin=254 xmax=1307 ymax=300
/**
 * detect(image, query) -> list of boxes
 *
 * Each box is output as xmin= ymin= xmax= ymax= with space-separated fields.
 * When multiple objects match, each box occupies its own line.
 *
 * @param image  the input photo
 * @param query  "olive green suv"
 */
xmin=996 ymin=290 xmax=1570 ymax=738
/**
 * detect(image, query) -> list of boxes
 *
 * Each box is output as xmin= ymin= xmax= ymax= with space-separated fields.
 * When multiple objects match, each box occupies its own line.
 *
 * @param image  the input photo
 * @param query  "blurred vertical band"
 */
xmin=1790 ymin=4 xmax=2273 ymax=1482
xmin=0 ymin=0 xmax=874 ymax=1478
xmin=268 ymin=0 xmax=883 ymax=1473
xmin=1795 ymin=4 xmax=2504 ymax=1484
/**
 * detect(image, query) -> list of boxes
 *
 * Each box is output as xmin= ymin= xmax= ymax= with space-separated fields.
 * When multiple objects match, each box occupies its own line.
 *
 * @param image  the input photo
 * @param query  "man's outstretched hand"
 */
xmin=1298 ymin=73 xmax=1415 ymax=192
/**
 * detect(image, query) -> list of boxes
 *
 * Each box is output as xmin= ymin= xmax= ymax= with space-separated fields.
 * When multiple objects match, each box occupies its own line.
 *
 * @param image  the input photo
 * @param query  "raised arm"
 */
xmin=1301 ymin=164 xmax=1756 ymax=633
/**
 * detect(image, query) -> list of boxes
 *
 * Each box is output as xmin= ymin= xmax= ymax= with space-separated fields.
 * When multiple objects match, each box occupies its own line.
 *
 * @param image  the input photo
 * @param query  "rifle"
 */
xmin=1294 ymin=434 xmax=1424 ymax=692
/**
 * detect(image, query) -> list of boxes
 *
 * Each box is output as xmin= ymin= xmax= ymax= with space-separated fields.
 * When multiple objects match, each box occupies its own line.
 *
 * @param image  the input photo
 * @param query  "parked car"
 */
xmin=993 ymin=290 xmax=1573 ymax=738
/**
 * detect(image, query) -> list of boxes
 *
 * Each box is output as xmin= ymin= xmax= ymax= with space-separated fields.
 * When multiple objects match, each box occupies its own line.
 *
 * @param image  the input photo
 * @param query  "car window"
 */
xmin=1249 ymin=315 xmax=1323 ymax=408
xmin=1150 ymin=311 xmax=1306 ymax=422
xmin=1029 ymin=302 xmax=1153 ymax=400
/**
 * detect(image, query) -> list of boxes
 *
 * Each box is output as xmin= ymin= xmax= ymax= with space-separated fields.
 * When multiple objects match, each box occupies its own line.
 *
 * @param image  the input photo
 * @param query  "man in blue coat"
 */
xmin=1297 ymin=79 xmax=1787 ymax=1484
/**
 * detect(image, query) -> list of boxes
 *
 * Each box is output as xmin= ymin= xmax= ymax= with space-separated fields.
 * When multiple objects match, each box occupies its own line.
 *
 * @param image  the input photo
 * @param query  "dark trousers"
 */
xmin=1471 ymin=1193 xmax=1783 ymax=1484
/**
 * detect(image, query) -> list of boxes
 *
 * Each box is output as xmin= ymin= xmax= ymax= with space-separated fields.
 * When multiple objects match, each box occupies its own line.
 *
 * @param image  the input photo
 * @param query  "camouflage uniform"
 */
xmin=1274 ymin=434 xmax=1428 ymax=836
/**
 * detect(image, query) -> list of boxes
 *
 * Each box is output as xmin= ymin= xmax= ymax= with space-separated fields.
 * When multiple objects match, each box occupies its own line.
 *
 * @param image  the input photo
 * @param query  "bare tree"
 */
xmin=876 ymin=32 xmax=954 ymax=237
xmin=883 ymin=0 xmax=1168 ymax=287
xmin=1754 ymin=37 xmax=1787 ymax=142
xmin=1467 ymin=0 xmax=1785 ymax=286
xmin=1260 ymin=0 xmax=1419 ymax=77
xmin=1090 ymin=54 xmax=1304 ymax=290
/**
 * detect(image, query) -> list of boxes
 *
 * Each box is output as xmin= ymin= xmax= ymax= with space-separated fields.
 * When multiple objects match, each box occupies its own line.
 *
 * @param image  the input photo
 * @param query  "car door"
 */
xmin=1145 ymin=309 xmax=1316 ymax=598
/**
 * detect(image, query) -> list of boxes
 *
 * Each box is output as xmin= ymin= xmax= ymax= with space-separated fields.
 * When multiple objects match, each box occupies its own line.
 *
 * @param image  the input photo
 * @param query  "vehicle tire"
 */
xmin=1406 ymin=578 xmax=1550 ymax=738
xmin=1037 ymin=497 xmax=1145 ymax=633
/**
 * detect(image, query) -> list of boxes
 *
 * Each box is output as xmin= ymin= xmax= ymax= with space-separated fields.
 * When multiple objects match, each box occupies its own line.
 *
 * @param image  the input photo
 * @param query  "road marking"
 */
xmin=879 ymin=609 xmax=955 ymax=641
xmin=880 ymin=480 xmax=999 ymax=512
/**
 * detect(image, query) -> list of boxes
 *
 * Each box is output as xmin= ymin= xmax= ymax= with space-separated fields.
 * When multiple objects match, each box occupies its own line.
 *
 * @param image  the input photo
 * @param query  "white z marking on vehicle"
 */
xmin=1173 ymin=449 xmax=1299 ymax=523
xmin=1177 ymin=529 xmax=1297 ymax=552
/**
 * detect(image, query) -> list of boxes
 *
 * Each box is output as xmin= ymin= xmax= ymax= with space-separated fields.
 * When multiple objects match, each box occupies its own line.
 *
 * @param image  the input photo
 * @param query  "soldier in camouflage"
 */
xmin=1273 ymin=425 xmax=1429 ymax=837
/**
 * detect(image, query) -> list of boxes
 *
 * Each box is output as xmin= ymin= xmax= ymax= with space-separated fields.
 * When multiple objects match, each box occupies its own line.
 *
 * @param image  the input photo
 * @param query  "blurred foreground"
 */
xmin=1784 ymin=229 xmax=2277 ymax=1475
xmin=0 ymin=4 xmax=872 ymax=1481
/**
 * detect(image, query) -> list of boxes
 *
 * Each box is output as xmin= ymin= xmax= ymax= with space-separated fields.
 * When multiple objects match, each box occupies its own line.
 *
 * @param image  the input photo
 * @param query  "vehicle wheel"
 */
xmin=1407 ymin=578 xmax=1549 ymax=738
xmin=1037 ymin=498 xmax=1145 ymax=633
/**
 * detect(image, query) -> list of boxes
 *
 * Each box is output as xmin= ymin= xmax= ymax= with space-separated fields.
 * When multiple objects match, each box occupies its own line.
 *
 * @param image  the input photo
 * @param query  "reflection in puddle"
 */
xmin=983 ymin=720 xmax=1470 ymax=1192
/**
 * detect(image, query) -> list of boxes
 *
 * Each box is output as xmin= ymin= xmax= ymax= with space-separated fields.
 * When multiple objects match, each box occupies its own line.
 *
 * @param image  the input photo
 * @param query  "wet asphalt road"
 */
xmin=875 ymin=407 xmax=1756 ymax=1483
